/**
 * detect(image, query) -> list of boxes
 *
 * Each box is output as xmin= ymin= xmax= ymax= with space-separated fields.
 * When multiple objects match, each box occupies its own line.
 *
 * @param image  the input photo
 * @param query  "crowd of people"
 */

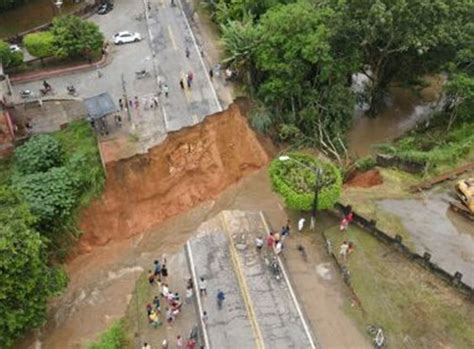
xmin=143 ymin=258 xmax=198 ymax=349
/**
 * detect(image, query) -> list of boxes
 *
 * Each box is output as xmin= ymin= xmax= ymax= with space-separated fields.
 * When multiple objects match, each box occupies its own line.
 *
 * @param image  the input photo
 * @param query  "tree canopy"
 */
xmin=0 ymin=40 xmax=23 ymax=68
xmin=51 ymin=15 xmax=104 ymax=59
xmin=214 ymin=0 xmax=473 ymax=154
xmin=0 ymin=187 xmax=67 ymax=348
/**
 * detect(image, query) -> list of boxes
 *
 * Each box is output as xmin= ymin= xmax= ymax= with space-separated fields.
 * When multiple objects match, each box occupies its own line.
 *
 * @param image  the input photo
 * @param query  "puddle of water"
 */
xmin=378 ymin=192 xmax=474 ymax=287
xmin=347 ymin=74 xmax=444 ymax=157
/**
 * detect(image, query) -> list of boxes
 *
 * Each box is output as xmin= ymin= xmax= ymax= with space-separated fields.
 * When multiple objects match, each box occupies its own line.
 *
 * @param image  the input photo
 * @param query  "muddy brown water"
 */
xmin=378 ymin=186 xmax=474 ymax=287
xmin=0 ymin=0 xmax=82 ymax=39
xmin=347 ymin=75 xmax=444 ymax=157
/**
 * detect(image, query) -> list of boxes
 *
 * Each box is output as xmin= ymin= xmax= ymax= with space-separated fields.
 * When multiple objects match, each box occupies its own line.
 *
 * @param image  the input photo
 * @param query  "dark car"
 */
xmin=97 ymin=2 xmax=113 ymax=15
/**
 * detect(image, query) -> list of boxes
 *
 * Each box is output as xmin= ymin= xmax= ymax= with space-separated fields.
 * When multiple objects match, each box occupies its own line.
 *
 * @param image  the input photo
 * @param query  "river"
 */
xmin=346 ymin=74 xmax=445 ymax=157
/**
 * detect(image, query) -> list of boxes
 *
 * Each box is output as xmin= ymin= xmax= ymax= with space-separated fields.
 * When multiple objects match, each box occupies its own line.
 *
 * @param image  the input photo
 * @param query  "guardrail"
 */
xmin=334 ymin=203 xmax=474 ymax=298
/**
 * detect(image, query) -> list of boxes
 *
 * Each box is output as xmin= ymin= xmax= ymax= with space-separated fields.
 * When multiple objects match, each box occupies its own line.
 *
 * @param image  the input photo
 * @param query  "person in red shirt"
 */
xmin=266 ymin=232 xmax=275 ymax=250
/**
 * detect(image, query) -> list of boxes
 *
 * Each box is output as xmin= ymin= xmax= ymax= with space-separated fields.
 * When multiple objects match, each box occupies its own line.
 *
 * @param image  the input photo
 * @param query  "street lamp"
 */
xmin=278 ymin=155 xmax=324 ymax=231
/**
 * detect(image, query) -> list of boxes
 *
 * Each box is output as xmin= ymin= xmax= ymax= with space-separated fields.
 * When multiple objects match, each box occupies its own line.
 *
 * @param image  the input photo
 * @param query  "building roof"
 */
xmin=84 ymin=92 xmax=118 ymax=120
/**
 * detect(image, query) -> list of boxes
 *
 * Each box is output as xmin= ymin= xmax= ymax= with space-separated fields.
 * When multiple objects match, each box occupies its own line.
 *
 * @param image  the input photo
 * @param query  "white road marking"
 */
xmin=177 ymin=0 xmax=222 ymax=112
xmin=259 ymin=211 xmax=320 ymax=349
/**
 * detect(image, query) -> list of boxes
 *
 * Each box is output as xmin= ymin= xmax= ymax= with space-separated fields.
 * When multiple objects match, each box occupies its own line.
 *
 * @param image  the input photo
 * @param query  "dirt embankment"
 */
xmin=77 ymin=104 xmax=268 ymax=253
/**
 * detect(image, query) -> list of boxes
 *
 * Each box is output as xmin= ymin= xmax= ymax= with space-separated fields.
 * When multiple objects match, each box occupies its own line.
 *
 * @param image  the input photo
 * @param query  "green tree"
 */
xmin=13 ymin=167 xmax=79 ymax=230
xmin=221 ymin=19 xmax=259 ymax=89
xmin=23 ymin=31 xmax=55 ymax=61
xmin=14 ymin=134 xmax=63 ymax=175
xmin=0 ymin=186 xmax=67 ymax=348
xmin=51 ymin=15 xmax=104 ymax=59
xmin=0 ymin=40 xmax=23 ymax=68
xmin=269 ymin=153 xmax=342 ymax=211
xmin=340 ymin=0 xmax=472 ymax=114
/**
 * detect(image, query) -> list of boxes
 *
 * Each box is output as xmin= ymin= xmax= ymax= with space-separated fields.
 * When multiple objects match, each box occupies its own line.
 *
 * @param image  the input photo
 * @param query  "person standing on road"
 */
xmin=163 ymin=84 xmax=169 ymax=97
xmin=199 ymin=277 xmax=207 ymax=296
xmin=202 ymin=311 xmax=208 ymax=324
xmin=134 ymin=96 xmax=139 ymax=110
xmin=187 ymin=72 xmax=193 ymax=88
xmin=119 ymin=98 xmax=123 ymax=111
xmin=255 ymin=236 xmax=264 ymax=251
xmin=153 ymin=295 xmax=161 ymax=312
xmin=148 ymin=270 xmax=155 ymax=285
xmin=266 ymin=232 xmax=275 ymax=250
xmin=154 ymin=260 xmax=161 ymax=277
xmin=176 ymin=335 xmax=183 ymax=348
xmin=161 ymin=264 xmax=168 ymax=281
xmin=185 ymin=47 xmax=190 ymax=58
xmin=217 ymin=290 xmax=225 ymax=309
xmin=186 ymin=285 xmax=193 ymax=304
xmin=209 ymin=68 xmax=213 ymax=79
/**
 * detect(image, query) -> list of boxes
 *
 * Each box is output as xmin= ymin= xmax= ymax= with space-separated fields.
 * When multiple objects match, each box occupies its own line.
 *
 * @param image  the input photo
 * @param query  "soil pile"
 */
xmin=345 ymin=169 xmax=383 ymax=188
xmin=77 ymin=103 xmax=268 ymax=252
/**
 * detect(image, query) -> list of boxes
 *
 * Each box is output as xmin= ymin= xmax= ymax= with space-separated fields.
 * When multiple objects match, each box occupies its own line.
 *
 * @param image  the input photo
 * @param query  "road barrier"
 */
xmin=334 ymin=203 xmax=474 ymax=298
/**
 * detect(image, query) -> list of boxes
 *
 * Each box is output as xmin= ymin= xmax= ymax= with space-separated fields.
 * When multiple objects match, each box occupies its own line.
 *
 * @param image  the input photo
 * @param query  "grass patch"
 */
xmin=325 ymin=224 xmax=474 ymax=348
xmin=376 ymin=122 xmax=474 ymax=176
xmin=87 ymin=320 xmax=129 ymax=349
xmin=53 ymin=120 xmax=104 ymax=207
xmin=341 ymin=168 xmax=419 ymax=248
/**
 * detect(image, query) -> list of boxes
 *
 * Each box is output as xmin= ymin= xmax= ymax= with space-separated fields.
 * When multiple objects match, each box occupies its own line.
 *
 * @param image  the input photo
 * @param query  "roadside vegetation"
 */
xmin=87 ymin=320 xmax=129 ymax=349
xmin=0 ymin=121 xmax=104 ymax=348
xmin=324 ymin=223 xmax=474 ymax=348
xmin=269 ymin=152 xmax=342 ymax=210
xmin=204 ymin=0 xmax=472 ymax=166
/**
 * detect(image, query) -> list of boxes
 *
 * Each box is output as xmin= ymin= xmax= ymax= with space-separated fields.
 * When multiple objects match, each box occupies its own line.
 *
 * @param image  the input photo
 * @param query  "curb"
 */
xmin=185 ymin=241 xmax=211 ymax=349
xmin=10 ymin=53 xmax=109 ymax=84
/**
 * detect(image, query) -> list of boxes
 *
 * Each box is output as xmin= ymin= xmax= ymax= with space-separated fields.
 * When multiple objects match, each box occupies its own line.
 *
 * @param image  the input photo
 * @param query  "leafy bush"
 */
xmin=88 ymin=321 xmax=127 ymax=349
xmin=354 ymin=156 xmax=376 ymax=172
xmin=376 ymin=122 xmax=474 ymax=169
xmin=23 ymin=31 xmax=55 ymax=58
xmin=269 ymin=152 xmax=342 ymax=211
xmin=14 ymin=135 xmax=63 ymax=175
xmin=13 ymin=167 xmax=79 ymax=229
xmin=54 ymin=121 xmax=104 ymax=204
xmin=0 ymin=186 xmax=67 ymax=348
xmin=0 ymin=40 xmax=23 ymax=68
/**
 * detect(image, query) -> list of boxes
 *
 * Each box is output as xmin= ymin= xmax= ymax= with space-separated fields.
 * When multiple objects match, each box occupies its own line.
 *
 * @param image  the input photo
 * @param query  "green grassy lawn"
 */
xmin=341 ymin=168 xmax=419 ymax=249
xmin=325 ymin=224 xmax=474 ymax=349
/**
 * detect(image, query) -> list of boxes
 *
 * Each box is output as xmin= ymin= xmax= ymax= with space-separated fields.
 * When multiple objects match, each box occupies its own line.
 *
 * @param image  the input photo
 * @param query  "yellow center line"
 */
xmin=168 ymin=25 xmax=177 ymax=50
xmin=220 ymin=213 xmax=266 ymax=349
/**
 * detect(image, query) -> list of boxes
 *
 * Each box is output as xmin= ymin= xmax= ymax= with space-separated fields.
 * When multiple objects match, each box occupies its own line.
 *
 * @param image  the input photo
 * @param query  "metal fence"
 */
xmin=334 ymin=202 xmax=474 ymax=298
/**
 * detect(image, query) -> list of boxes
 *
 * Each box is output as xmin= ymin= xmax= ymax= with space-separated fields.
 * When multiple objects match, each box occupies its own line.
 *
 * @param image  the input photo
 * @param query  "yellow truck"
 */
xmin=450 ymin=178 xmax=474 ymax=221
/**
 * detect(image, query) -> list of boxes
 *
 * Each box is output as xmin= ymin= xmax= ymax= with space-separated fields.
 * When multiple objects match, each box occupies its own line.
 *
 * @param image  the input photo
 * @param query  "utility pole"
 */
xmin=121 ymin=73 xmax=132 ymax=123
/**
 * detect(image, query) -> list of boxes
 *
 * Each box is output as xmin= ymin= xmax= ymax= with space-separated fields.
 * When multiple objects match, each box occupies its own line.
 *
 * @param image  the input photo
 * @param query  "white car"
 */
xmin=113 ymin=31 xmax=141 ymax=45
xmin=10 ymin=44 xmax=21 ymax=53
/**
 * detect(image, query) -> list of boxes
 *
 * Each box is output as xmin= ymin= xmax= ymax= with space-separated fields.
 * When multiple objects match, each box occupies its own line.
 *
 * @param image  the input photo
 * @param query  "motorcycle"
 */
xmin=39 ymin=86 xmax=53 ymax=96
xmin=19 ymin=89 xmax=32 ymax=98
xmin=135 ymin=69 xmax=151 ymax=79
xmin=67 ymin=85 xmax=77 ymax=96
xmin=270 ymin=256 xmax=281 ymax=280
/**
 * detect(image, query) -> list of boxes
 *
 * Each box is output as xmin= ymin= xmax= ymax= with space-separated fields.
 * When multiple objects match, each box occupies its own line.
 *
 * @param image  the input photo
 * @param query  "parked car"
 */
xmin=9 ymin=44 xmax=21 ymax=53
xmin=97 ymin=2 xmax=113 ymax=15
xmin=113 ymin=31 xmax=141 ymax=45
